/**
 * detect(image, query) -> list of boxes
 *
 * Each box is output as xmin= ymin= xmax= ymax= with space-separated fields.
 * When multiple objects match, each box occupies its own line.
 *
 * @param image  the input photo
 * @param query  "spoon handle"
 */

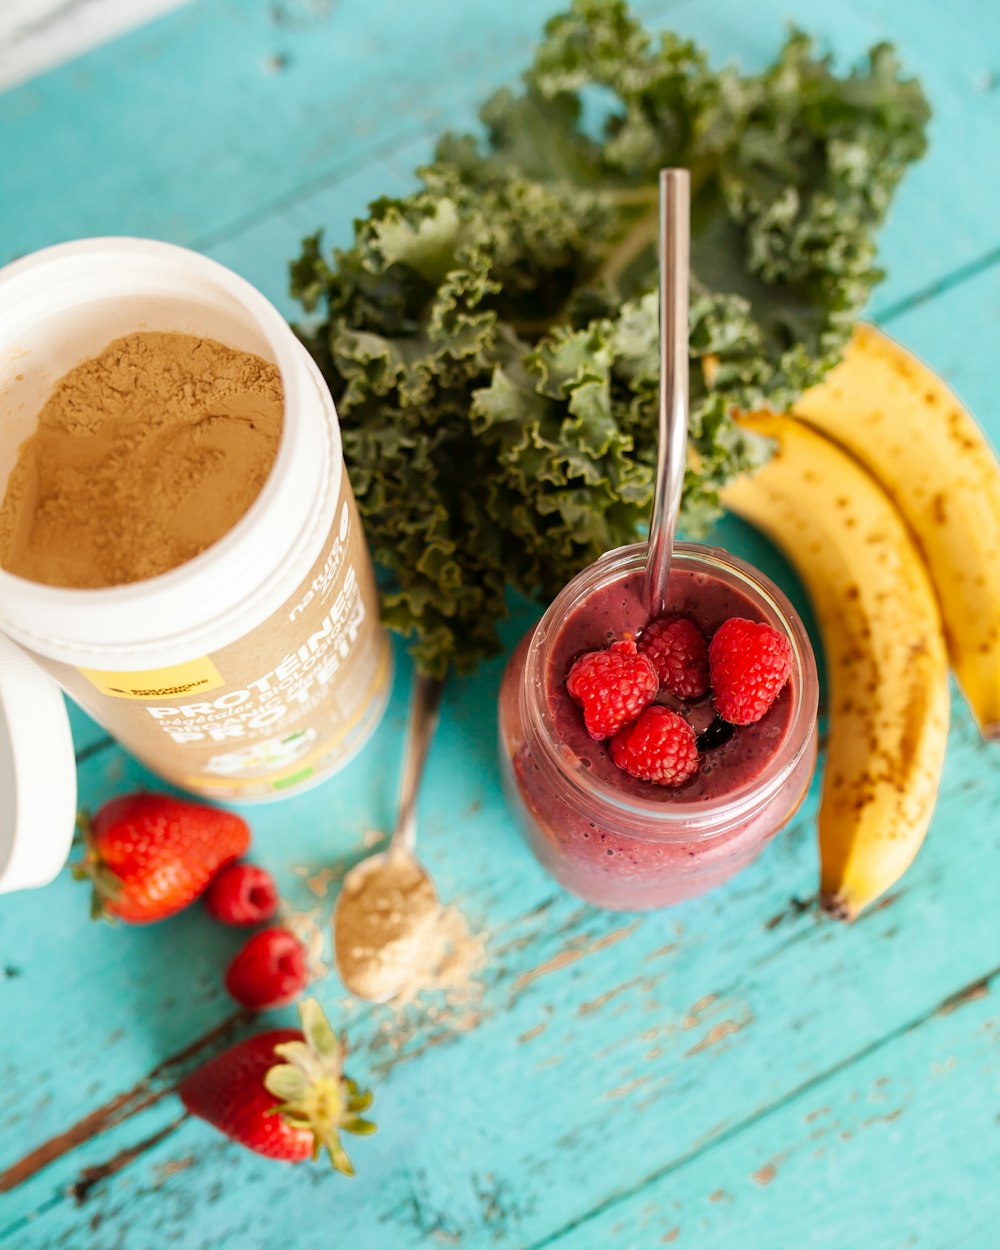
xmin=644 ymin=168 xmax=690 ymax=621
xmin=391 ymin=671 xmax=446 ymax=855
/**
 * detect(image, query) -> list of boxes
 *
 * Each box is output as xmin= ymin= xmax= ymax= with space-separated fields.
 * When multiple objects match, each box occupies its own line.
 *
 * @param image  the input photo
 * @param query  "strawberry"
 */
xmin=74 ymin=793 xmax=250 ymax=924
xmin=179 ymin=998 xmax=375 ymax=1172
xmin=610 ymin=706 xmax=700 ymax=787
xmin=225 ymin=927 xmax=308 ymax=1010
xmin=638 ymin=614 xmax=710 ymax=700
xmin=205 ymin=862 xmax=279 ymax=926
xmin=566 ymin=639 xmax=658 ymax=740
xmin=709 ymin=617 xmax=793 ymax=725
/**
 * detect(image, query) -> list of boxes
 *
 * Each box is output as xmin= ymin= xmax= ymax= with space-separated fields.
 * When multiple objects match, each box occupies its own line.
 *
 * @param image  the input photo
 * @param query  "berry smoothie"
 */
xmin=498 ymin=543 xmax=818 ymax=910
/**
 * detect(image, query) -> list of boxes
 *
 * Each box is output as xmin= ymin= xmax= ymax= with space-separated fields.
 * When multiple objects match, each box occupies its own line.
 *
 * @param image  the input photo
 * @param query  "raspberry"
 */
xmin=205 ymin=862 xmax=279 ymax=926
xmin=610 ymin=706 xmax=699 ymax=787
xmin=638 ymin=614 xmax=709 ymax=700
xmin=224 ymin=927 xmax=308 ymax=1011
xmin=566 ymin=639 xmax=658 ymax=740
xmin=709 ymin=617 xmax=792 ymax=726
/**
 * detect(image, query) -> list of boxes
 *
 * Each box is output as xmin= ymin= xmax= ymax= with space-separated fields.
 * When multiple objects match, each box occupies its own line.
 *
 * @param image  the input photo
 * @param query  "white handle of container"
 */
xmin=0 ymin=632 xmax=78 ymax=893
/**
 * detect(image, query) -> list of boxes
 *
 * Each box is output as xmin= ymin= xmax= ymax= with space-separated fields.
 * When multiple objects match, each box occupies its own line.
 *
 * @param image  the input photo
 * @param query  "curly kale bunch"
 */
xmin=292 ymin=0 xmax=929 ymax=675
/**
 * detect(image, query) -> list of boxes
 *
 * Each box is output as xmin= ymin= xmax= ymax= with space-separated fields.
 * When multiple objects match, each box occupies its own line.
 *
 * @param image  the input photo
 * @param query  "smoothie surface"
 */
xmin=544 ymin=568 xmax=794 ymax=803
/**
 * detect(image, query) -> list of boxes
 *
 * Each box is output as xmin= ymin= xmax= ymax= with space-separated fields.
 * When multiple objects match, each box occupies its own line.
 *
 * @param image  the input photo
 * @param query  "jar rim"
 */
xmin=0 ymin=239 xmax=340 ymax=665
xmin=520 ymin=542 xmax=819 ymax=840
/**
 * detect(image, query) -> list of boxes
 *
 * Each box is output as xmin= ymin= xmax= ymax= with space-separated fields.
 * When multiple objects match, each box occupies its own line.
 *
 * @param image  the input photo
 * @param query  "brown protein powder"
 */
xmin=0 ymin=331 xmax=283 ymax=588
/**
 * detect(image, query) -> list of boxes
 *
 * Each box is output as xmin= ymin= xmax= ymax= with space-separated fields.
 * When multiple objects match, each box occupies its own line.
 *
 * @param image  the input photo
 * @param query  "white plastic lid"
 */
xmin=0 ymin=633 xmax=77 ymax=893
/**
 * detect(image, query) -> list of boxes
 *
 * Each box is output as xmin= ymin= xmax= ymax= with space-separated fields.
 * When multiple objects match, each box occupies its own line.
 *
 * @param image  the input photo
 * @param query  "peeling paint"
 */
xmin=589 ymin=922 xmax=643 ymax=952
xmin=685 ymin=1018 xmax=750 ymax=1057
xmin=937 ymin=976 xmax=990 ymax=1015
xmin=643 ymin=942 xmax=679 ymax=962
xmin=0 ymin=1012 xmax=248 ymax=1193
xmin=153 ymin=1155 xmax=196 ymax=1185
xmin=861 ymin=1107 xmax=904 ymax=1127
xmin=605 ymin=1076 xmax=650 ymax=1100
xmin=513 ymin=923 xmax=640 ymax=992
xmin=578 ymin=978 xmax=644 ymax=1016
xmin=513 ymin=948 xmax=585 ymax=991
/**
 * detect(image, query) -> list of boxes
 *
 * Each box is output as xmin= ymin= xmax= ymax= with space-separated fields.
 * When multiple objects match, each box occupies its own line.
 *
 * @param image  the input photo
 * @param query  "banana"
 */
xmin=721 ymin=414 xmax=950 ymax=919
xmin=792 ymin=324 xmax=1000 ymax=739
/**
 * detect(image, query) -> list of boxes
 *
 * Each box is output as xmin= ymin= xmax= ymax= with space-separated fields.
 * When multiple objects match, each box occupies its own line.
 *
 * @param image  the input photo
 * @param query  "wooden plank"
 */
xmin=662 ymin=0 xmax=1000 ymax=320
xmin=1 ymin=0 xmax=998 ymax=1246
xmin=4 ymin=129 xmax=1000 ymax=1250
xmin=3 ymin=626 xmax=998 ymax=1243
xmin=542 ymin=971 xmax=1000 ymax=1249
xmin=2 ymin=0 xmax=998 ymax=324
xmin=3 ymin=689 xmax=995 ymax=1246
xmin=876 ymin=231 xmax=1000 ymax=425
xmin=204 ymin=149 xmax=422 ymax=318
xmin=0 ymin=0 xmax=682 ymax=262
xmin=0 ymin=636 xmax=433 ymax=1177
xmin=168 ymin=0 xmax=1000 ymax=330
xmin=163 ymin=0 xmax=1000 ymax=342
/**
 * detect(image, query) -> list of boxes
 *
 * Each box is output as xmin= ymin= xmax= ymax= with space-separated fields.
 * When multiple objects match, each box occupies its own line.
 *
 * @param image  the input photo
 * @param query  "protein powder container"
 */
xmin=0 ymin=239 xmax=392 ymax=890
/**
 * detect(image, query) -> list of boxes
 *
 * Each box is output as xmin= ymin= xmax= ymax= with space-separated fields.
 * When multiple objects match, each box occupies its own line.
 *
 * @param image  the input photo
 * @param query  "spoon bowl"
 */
xmin=333 ymin=845 xmax=439 ymax=1003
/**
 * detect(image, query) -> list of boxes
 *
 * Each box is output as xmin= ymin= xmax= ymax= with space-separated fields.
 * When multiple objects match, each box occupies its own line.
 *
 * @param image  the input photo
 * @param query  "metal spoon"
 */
xmin=643 ymin=168 xmax=691 ymax=621
xmin=333 ymin=672 xmax=445 ymax=1002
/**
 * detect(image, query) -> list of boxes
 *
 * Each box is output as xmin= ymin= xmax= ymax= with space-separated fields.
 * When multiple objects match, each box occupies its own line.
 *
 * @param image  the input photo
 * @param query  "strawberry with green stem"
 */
xmin=179 ymin=998 xmax=375 ymax=1172
xmin=74 ymin=792 xmax=250 ymax=923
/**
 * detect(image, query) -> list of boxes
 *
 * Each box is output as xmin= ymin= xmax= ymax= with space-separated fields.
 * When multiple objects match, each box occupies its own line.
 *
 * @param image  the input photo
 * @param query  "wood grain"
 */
xmin=544 ymin=970 xmax=999 ymax=1249
xmin=0 ymin=0 xmax=998 ymax=1246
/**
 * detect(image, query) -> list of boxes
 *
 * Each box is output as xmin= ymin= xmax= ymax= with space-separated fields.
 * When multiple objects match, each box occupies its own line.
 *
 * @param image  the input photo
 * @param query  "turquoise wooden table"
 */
xmin=1 ymin=1 xmax=998 ymax=1246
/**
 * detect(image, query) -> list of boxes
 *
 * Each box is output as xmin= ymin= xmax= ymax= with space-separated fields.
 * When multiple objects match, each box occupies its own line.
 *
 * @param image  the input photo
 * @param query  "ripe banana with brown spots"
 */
xmin=721 ymin=413 xmax=950 ymax=919
xmin=793 ymin=324 xmax=1000 ymax=740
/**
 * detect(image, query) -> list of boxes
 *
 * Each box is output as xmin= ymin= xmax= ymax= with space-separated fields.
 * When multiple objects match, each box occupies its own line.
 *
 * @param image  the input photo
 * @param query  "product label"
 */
xmin=78 ymin=656 xmax=225 ymax=700
xmin=37 ymin=487 xmax=390 ymax=799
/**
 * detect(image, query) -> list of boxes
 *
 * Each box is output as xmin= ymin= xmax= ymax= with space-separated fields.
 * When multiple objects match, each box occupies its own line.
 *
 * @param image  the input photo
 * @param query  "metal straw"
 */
xmin=643 ymin=168 xmax=690 ymax=621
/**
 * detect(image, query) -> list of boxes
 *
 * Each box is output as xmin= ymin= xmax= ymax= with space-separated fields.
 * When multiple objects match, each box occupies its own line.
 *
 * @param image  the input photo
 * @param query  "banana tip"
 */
xmin=819 ymin=891 xmax=857 ymax=923
xmin=979 ymin=721 xmax=1000 ymax=743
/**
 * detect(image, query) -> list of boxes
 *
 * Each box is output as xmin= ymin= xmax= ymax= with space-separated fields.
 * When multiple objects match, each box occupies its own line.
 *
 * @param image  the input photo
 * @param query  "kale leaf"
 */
xmin=292 ymin=0 xmax=929 ymax=676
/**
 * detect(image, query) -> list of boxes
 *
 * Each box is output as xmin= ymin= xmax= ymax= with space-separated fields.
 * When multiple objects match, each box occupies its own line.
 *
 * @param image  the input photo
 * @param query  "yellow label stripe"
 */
xmin=78 ymin=656 xmax=225 ymax=701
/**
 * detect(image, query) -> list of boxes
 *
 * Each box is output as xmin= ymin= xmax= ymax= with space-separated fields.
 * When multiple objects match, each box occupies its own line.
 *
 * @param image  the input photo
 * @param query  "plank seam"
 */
xmin=74 ymin=736 xmax=116 ymax=766
xmin=874 ymin=242 xmax=1000 ymax=325
xmin=522 ymin=962 xmax=1000 ymax=1250
xmin=187 ymin=0 xmax=690 ymax=257
xmin=0 ymin=1116 xmax=190 ymax=1242
xmin=0 ymin=1010 xmax=250 ymax=1196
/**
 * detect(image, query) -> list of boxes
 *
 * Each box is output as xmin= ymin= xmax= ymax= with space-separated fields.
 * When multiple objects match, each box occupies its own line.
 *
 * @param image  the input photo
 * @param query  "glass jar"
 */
xmin=498 ymin=543 xmax=819 ymax=910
